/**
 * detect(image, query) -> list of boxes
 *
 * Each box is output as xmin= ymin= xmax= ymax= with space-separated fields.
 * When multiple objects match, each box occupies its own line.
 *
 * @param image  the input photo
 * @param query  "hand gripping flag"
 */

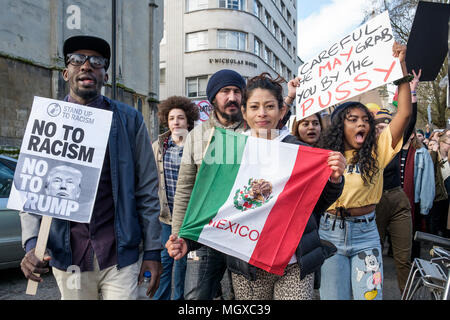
xmin=179 ymin=128 xmax=332 ymax=275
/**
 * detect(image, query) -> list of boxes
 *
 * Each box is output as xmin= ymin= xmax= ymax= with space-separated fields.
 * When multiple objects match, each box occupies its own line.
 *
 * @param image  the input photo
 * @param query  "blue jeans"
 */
xmin=184 ymin=246 xmax=227 ymax=300
xmin=152 ymin=222 xmax=187 ymax=300
xmin=319 ymin=211 xmax=383 ymax=300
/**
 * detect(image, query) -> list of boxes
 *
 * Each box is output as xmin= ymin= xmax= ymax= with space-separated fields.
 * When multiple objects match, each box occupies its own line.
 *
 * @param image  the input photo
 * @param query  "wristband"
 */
xmin=284 ymin=101 xmax=293 ymax=108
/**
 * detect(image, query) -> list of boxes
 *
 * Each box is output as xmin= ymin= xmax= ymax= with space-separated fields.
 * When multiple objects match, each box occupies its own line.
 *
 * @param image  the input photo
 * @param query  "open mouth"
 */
xmin=355 ymin=130 xmax=366 ymax=144
xmin=77 ymin=74 xmax=96 ymax=86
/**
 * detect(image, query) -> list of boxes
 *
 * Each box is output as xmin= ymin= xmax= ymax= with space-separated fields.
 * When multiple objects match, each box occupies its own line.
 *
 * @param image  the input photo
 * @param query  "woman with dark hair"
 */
xmin=317 ymin=42 xmax=412 ymax=300
xmin=225 ymin=72 xmax=346 ymax=300
xmin=152 ymin=96 xmax=199 ymax=300
xmin=401 ymin=130 xmax=435 ymax=259
xmin=291 ymin=113 xmax=323 ymax=146
xmin=429 ymin=130 xmax=450 ymax=238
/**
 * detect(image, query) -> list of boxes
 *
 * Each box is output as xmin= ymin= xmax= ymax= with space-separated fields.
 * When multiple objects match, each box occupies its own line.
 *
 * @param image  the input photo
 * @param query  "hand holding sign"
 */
xmin=9 ymin=97 xmax=112 ymax=295
xmin=20 ymin=246 xmax=51 ymax=283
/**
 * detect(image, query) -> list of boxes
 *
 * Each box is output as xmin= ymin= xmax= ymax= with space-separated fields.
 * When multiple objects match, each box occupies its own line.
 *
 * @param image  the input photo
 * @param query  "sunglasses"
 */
xmin=66 ymin=53 xmax=108 ymax=69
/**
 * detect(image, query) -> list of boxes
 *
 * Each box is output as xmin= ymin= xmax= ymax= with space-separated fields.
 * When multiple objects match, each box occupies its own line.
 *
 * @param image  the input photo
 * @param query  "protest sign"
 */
xmin=193 ymin=100 xmax=213 ymax=127
xmin=8 ymin=96 xmax=112 ymax=295
xmin=8 ymin=96 xmax=112 ymax=223
xmin=295 ymin=11 xmax=404 ymax=120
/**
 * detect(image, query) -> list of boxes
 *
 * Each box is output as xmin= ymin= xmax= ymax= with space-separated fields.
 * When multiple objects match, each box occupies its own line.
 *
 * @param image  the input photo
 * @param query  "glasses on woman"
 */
xmin=66 ymin=53 xmax=108 ymax=69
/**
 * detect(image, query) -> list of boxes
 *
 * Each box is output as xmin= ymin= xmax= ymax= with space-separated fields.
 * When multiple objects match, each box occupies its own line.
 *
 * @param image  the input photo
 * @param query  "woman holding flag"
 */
xmin=166 ymin=72 xmax=346 ymax=300
xmin=222 ymin=73 xmax=346 ymax=300
xmin=317 ymin=42 xmax=412 ymax=300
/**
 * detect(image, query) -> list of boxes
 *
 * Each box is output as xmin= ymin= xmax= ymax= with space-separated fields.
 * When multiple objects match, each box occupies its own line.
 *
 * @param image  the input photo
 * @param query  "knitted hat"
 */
xmin=206 ymin=69 xmax=246 ymax=103
xmin=374 ymin=108 xmax=393 ymax=125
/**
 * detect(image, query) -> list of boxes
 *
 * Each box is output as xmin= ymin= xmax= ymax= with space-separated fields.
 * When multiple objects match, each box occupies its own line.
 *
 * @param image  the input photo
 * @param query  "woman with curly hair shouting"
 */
xmin=317 ymin=42 xmax=412 ymax=300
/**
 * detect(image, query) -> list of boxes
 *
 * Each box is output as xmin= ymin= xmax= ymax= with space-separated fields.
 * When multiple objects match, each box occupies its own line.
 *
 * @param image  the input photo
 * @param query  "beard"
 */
xmin=73 ymin=86 xmax=100 ymax=101
xmin=214 ymin=101 xmax=243 ymax=123
xmin=70 ymin=72 xmax=104 ymax=102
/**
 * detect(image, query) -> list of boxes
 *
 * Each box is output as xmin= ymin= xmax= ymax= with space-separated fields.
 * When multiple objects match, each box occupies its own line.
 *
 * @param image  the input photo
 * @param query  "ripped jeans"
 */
xmin=318 ymin=211 xmax=383 ymax=300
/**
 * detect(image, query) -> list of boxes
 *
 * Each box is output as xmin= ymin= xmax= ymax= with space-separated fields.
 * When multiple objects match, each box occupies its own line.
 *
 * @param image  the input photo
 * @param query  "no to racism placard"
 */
xmin=295 ymin=11 xmax=404 ymax=120
xmin=7 ymin=96 xmax=112 ymax=223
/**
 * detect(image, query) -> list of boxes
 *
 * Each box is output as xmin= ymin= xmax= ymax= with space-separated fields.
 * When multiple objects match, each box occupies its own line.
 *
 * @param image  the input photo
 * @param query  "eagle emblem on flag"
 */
xmin=233 ymin=178 xmax=273 ymax=211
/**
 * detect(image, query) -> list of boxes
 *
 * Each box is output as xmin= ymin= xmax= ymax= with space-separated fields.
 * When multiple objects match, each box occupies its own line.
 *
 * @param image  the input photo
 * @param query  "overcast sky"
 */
xmin=297 ymin=0 xmax=374 ymax=62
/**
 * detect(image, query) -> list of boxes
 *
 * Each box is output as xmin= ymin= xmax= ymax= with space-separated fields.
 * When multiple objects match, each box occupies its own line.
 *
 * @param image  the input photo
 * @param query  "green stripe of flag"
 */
xmin=179 ymin=127 xmax=248 ymax=241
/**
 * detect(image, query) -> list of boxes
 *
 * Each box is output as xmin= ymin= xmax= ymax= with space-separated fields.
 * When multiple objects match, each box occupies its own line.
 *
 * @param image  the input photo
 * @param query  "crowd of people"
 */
xmin=19 ymin=35 xmax=449 ymax=301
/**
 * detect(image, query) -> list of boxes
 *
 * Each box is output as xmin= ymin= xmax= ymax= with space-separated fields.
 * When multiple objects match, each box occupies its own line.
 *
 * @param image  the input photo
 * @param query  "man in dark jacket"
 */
xmin=19 ymin=35 xmax=162 ymax=300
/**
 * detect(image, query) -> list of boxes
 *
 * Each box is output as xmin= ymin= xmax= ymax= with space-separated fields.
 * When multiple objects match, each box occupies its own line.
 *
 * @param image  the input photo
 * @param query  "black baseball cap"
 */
xmin=63 ymin=35 xmax=111 ymax=69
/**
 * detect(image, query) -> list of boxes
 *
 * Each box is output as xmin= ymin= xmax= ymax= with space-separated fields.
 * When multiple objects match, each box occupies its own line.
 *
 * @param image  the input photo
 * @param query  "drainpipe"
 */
xmin=148 ymin=0 xmax=159 ymax=140
xmin=112 ymin=0 xmax=117 ymax=100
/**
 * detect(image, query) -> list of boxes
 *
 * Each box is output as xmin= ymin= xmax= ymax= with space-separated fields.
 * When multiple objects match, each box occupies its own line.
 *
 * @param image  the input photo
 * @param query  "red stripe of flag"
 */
xmin=248 ymin=145 xmax=332 ymax=275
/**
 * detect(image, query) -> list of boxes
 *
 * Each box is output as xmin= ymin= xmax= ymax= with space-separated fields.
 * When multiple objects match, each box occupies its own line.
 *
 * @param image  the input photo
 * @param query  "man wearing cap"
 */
xmin=165 ymin=69 xmax=246 ymax=300
xmin=19 ymin=35 xmax=162 ymax=300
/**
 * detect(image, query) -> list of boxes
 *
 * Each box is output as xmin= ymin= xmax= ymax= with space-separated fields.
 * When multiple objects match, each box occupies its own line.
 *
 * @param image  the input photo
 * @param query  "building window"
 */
xmin=218 ymin=30 xmax=247 ymax=50
xmin=272 ymin=54 xmax=278 ymax=70
xmin=160 ymin=68 xmax=166 ymax=84
xmin=263 ymin=11 xmax=270 ymax=28
xmin=219 ymin=0 xmax=245 ymax=10
xmin=186 ymin=31 xmax=208 ymax=51
xmin=264 ymin=47 xmax=270 ymax=64
xmin=281 ymin=63 xmax=287 ymax=79
xmin=253 ymin=1 xmax=261 ymax=18
xmin=186 ymin=0 xmax=208 ymax=11
xmin=254 ymin=37 xmax=261 ymax=56
xmin=186 ymin=76 xmax=208 ymax=98
xmin=274 ymin=23 xmax=281 ymax=42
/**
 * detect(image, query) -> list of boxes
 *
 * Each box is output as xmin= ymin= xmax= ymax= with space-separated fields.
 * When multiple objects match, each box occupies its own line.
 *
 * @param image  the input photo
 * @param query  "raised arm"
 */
xmin=389 ymin=42 xmax=412 ymax=148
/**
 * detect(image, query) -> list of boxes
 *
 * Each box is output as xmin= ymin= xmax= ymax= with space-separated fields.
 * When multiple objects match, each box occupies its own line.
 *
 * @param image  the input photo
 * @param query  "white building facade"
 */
xmin=159 ymin=0 xmax=300 ymax=104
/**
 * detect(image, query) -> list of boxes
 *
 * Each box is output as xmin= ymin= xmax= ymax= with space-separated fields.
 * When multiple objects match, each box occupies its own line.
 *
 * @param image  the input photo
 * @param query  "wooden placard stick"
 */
xmin=26 ymin=215 xmax=53 ymax=295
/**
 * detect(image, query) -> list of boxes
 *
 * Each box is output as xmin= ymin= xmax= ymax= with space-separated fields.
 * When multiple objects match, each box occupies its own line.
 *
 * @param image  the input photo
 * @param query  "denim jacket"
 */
xmin=20 ymin=96 xmax=162 ymax=270
xmin=414 ymin=147 xmax=435 ymax=214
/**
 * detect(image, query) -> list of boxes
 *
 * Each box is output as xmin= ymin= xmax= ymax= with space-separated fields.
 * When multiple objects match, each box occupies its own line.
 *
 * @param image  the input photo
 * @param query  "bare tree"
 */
xmin=364 ymin=0 xmax=449 ymax=128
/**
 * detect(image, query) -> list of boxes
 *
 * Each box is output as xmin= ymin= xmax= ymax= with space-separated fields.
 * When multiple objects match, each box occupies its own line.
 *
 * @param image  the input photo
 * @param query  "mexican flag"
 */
xmin=179 ymin=128 xmax=332 ymax=275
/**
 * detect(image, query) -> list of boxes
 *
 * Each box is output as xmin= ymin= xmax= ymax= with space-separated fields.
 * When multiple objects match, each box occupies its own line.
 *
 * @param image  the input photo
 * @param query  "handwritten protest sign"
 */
xmin=295 ymin=11 xmax=403 ymax=120
xmin=8 ymin=96 xmax=112 ymax=223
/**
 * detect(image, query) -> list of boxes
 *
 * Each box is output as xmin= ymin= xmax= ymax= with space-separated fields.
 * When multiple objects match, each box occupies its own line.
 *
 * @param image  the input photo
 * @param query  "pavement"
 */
xmin=0 ymin=248 xmax=411 ymax=300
